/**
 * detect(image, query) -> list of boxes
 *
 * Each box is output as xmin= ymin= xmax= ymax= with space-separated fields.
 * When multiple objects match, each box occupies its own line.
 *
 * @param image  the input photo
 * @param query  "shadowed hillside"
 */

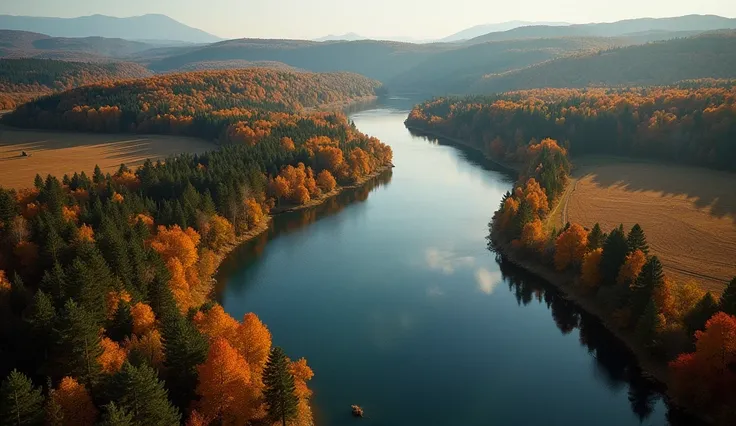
xmin=470 ymin=32 xmax=736 ymax=93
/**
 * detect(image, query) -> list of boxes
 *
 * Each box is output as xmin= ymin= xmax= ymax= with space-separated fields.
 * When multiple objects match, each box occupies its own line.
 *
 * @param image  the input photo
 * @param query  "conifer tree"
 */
xmin=600 ymin=225 xmax=628 ymax=285
xmin=0 ymin=370 xmax=45 ymax=426
xmin=263 ymin=347 xmax=299 ymax=426
xmin=636 ymin=299 xmax=664 ymax=348
xmin=25 ymin=289 xmax=56 ymax=364
xmin=626 ymin=224 xmax=649 ymax=254
xmin=721 ymin=277 xmax=736 ymax=316
xmin=98 ymin=403 xmax=133 ymax=426
xmin=107 ymin=363 xmax=180 ymax=426
xmin=587 ymin=223 xmax=605 ymax=250
xmin=55 ymin=300 xmax=102 ymax=385
xmin=630 ymin=256 xmax=664 ymax=319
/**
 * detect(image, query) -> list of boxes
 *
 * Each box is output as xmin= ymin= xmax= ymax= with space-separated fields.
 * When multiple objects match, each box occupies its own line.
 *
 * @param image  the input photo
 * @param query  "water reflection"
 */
xmin=215 ymin=169 xmax=393 ymax=296
xmin=495 ymin=254 xmax=699 ymax=426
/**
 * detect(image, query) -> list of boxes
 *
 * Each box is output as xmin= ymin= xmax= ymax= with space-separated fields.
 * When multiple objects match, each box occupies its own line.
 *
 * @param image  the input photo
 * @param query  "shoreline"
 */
xmin=209 ymin=163 xmax=394 ymax=276
xmin=404 ymin=124 xmax=521 ymax=175
xmin=494 ymin=240 xmax=670 ymax=385
xmin=404 ymin=124 xmax=695 ymax=412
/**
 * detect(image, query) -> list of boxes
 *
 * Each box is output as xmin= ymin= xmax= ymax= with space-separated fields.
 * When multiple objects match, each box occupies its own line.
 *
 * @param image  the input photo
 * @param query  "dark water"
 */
xmin=218 ymin=100 xmax=683 ymax=426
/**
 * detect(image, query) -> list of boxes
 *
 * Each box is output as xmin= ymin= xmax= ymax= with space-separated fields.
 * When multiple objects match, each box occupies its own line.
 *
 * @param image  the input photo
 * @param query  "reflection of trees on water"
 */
xmin=496 ymin=254 xmax=701 ymax=426
xmin=215 ymin=170 xmax=393 ymax=297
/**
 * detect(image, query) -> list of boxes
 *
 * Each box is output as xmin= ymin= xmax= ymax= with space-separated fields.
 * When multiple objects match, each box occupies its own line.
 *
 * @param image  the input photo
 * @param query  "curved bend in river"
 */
xmin=218 ymin=99 xmax=696 ymax=426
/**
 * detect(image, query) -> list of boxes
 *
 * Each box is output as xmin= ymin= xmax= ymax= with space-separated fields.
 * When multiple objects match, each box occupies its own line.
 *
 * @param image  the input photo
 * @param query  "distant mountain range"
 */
xmin=440 ymin=21 xmax=570 ymax=42
xmin=0 ymin=14 xmax=221 ymax=44
xmin=314 ymin=33 xmax=434 ymax=43
xmin=467 ymin=14 xmax=736 ymax=43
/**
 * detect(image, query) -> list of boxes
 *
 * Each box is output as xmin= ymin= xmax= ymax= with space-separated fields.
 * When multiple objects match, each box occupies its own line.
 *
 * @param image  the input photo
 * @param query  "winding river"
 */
xmin=217 ymin=99 xmax=688 ymax=426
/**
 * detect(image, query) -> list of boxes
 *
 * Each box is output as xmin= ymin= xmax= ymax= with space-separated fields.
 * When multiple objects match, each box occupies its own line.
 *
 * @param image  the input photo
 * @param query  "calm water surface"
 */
xmin=218 ymin=100 xmax=681 ymax=426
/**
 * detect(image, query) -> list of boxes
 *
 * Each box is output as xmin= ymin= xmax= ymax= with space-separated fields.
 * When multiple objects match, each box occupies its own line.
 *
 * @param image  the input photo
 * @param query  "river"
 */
xmin=217 ymin=99 xmax=686 ymax=426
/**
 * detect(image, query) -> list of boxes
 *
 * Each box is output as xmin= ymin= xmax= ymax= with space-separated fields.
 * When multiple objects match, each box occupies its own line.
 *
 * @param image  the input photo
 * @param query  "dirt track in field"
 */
xmin=0 ymin=126 xmax=213 ymax=189
xmin=565 ymin=159 xmax=736 ymax=293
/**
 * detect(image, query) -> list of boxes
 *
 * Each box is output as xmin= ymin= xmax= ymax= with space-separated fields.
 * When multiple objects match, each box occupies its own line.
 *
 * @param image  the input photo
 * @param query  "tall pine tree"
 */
xmin=263 ymin=347 xmax=299 ymax=426
xmin=626 ymin=224 xmax=649 ymax=254
xmin=55 ymin=300 xmax=103 ymax=385
xmin=105 ymin=363 xmax=180 ymax=426
xmin=0 ymin=370 xmax=45 ymax=426
xmin=600 ymin=225 xmax=628 ymax=285
xmin=586 ymin=223 xmax=605 ymax=251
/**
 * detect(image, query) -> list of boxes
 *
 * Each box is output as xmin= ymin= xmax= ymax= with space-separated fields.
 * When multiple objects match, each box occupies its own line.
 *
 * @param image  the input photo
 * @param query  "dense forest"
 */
xmin=485 ymin=137 xmax=736 ymax=424
xmin=405 ymin=81 xmax=736 ymax=170
xmin=0 ymin=69 xmax=392 ymax=425
xmin=469 ymin=32 xmax=736 ymax=94
xmin=0 ymin=58 xmax=152 ymax=109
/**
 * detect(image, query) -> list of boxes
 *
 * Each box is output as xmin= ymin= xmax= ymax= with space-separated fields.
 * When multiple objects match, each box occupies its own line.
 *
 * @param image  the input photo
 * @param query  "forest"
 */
xmin=405 ymin=81 xmax=736 ymax=171
xmin=0 ymin=58 xmax=152 ymax=110
xmin=0 ymin=68 xmax=392 ymax=425
xmin=408 ymin=94 xmax=736 ymax=422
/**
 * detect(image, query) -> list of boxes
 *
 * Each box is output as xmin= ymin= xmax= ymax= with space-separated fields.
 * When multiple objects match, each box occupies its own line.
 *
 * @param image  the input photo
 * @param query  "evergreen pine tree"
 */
xmin=201 ymin=190 xmax=216 ymax=217
xmin=40 ymin=262 xmax=67 ymax=303
xmin=630 ymin=256 xmax=664 ymax=319
xmin=263 ymin=347 xmax=299 ymax=426
xmin=0 ymin=370 xmax=45 ymax=426
xmin=684 ymin=292 xmax=719 ymax=338
xmin=55 ymin=300 xmax=103 ymax=385
xmin=25 ymin=290 xmax=56 ymax=365
xmin=587 ymin=223 xmax=605 ymax=250
xmin=720 ymin=277 xmax=736 ymax=316
xmin=600 ymin=225 xmax=628 ymax=285
xmin=0 ymin=188 xmax=18 ymax=229
xmin=107 ymin=301 xmax=134 ymax=342
xmin=34 ymin=174 xmax=44 ymax=190
xmin=160 ymin=313 xmax=208 ymax=411
xmin=107 ymin=363 xmax=180 ymax=426
xmin=626 ymin=224 xmax=649 ymax=254
xmin=99 ymin=403 xmax=134 ymax=426
xmin=93 ymin=166 xmax=104 ymax=184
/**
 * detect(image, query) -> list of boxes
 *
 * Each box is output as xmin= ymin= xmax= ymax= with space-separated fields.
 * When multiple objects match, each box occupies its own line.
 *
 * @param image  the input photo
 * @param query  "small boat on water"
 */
xmin=351 ymin=405 xmax=364 ymax=418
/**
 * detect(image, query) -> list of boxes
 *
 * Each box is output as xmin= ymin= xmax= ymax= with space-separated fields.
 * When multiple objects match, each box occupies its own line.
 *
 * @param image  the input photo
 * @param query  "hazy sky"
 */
xmin=2 ymin=0 xmax=734 ymax=40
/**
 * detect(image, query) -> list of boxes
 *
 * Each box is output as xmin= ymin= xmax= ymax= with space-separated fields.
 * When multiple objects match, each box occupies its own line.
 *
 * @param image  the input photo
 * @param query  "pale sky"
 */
xmin=1 ymin=0 xmax=734 ymax=40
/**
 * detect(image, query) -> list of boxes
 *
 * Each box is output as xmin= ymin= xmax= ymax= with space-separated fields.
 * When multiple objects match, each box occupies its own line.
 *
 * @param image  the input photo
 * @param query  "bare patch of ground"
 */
xmin=564 ymin=158 xmax=736 ymax=293
xmin=0 ymin=127 xmax=213 ymax=189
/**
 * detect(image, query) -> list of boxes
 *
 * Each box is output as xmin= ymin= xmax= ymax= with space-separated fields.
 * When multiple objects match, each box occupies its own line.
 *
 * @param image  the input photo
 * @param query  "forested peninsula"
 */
xmin=0 ymin=68 xmax=391 ymax=425
xmin=406 ymin=82 xmax=736 ymax=424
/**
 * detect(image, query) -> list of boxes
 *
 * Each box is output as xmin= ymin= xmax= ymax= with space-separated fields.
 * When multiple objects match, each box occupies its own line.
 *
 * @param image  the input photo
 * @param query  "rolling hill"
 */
xmin=440 ymin=21 xmax=569 ymax=42
xmin=0 ymin=58 xmax=152 ymax=109
xmin=0 ymin=30 xmax=155 ymax=60
xmin=0 ymin=14 xmax=221 ymax=44
xmin=469 ymin=32 xmax=736 ymax=93
xmin=468 ymin=14 xmax=736 ymax=44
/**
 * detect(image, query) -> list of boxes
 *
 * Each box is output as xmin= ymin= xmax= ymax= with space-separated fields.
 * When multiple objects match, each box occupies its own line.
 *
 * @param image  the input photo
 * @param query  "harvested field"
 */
xmin=0 ymin=126 xmax=213 ymax=189
xmin=563 ymin=158 xmax=736 ymax=293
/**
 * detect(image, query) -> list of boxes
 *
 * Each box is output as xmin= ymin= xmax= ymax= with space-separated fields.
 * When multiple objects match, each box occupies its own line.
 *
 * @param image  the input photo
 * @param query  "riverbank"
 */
xmin=210 ymin=163 xmax=394 ymax=276
xmin=404 ymin=124 xmax=521 ymax=175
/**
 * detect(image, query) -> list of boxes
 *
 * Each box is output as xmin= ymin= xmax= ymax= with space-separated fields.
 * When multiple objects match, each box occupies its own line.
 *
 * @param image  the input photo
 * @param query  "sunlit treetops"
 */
xmin=406 ymin=81 xmax=736 ymax=171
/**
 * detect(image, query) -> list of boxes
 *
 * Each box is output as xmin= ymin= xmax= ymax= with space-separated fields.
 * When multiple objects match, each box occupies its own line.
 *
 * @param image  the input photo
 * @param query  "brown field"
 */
xmin=561 ymin=158 xmax=736 ymax=293
xmin=0 ymin=126 xmax=214 ymax=189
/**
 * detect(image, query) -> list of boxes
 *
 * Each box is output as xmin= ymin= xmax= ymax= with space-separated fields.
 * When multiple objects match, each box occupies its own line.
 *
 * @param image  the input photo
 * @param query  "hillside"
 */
xmin=3 ymin=68 xmax=382 ymax=136
xmin=0 ymin=14 xmax=221 ymax=44
xmin=385 ymin=37 xmax=625 ymax=95
xmin=469 ymin=32 xmax=736 ymax=93
xmin=145 ymin=39 xmax=454 ymax=81
xmin=0 ymin=30 xmax=155 ymax=60
xmin=0 ymin=58 xmax=152 ymax=109
xmin=468 ymin=14 xmax=736 ymax=44
xmin=442 ymin=21 xmax=570 ymax=42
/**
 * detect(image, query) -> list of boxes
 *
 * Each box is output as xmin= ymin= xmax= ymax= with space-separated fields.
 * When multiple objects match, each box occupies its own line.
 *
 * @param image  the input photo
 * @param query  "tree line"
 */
xmin=0 ymin=58 xmax=153 ymax=110
xmin=485 ymin=137 xmax=736 ymax=424
xmin=405 ymin=81 xmax=736 ymax=171
xmin=0 ymin=69 xmax=393 ymax=425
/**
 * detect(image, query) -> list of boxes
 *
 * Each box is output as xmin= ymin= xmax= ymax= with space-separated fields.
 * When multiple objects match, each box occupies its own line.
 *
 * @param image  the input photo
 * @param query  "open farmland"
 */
xmin=562 ymin=159 xmax=736 ymax=293
xmin=0 ymin=126 xmax=213 ymax=189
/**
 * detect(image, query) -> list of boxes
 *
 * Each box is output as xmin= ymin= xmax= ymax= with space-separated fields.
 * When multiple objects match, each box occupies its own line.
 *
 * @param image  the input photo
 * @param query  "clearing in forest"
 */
xmin=561 ymin=158 xmax=736 ymax=293
xmin=0 ymin=126 xmax=213 ymax=189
